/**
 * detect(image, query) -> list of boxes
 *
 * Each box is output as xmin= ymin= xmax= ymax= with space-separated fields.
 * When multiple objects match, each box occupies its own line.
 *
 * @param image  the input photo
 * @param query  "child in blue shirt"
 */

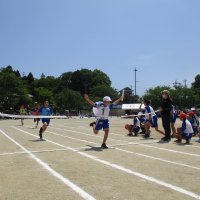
xmin=38 ymin=100 xmax=53 ymax=140
xmin=125 ymin=115 xmax=140 ymax=136
xmin=174 ymin=113 xmax=193 ymax=144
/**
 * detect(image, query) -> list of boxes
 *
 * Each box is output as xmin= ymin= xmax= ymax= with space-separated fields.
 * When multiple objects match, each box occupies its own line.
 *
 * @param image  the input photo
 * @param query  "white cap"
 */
xmin=191 ymin=107 xmax=196 ymax=111
xmin=103 ymin=96 xmax=112 ymax=102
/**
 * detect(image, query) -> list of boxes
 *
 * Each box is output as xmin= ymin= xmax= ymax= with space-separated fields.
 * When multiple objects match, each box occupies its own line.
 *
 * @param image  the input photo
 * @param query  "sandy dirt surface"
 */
xmin=0 ymin=117 xmax=199 ymax=200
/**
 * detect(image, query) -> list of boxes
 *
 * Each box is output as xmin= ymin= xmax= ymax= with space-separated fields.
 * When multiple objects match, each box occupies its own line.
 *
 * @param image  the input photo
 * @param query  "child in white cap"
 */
xmin=84 ymin=94 xmax=123 ymax=149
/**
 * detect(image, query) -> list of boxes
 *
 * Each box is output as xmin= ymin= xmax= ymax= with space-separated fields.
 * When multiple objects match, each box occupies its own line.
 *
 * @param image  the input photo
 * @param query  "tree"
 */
xmin=143 ymin=86 xmax=170 ymax=109
xmin=192 ymin=74 xmax=200 ymax=90
xmin=91 ymin=85 xmax=118 ymax=101
xmin=56 ymin=72 xmax=73 ymax=91
xmin=70 ymin=69 xmax=93 ymax=94
xmin=34 ymin=87 xmax=54 ymax=104
xmin=92 ymin=69 xmax=111 ymax=87
xmin=0 ymin=69 xmax=31 ymax=112
xmin=55 ymin=89 xmax=84 ymax=112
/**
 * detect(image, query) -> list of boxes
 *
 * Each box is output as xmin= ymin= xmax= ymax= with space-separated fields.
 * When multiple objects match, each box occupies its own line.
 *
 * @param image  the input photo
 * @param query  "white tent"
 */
xmin=122 ymin=104 xmax=145 ymax=110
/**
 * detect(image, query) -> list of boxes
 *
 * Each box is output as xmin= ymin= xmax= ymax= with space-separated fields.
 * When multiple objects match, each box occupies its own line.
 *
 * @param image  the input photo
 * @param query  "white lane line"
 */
xmin=0 ymin=129 xmax=96 ymax=200
xmin=17 ymin=127 xmax=200 ymax=171
xmin=59 ymin=125 xmax=200 ymax=149
xmin=12 ymin=126 xmax=200 ymax=199
xmin=0 ymin=148 xmax=69 ymax=157
xmin=46 ymin=131 xmax=97 ymax=145
xmin=51 ymin=126 xmax=200 ymax=157
xmin=116 ymin=148 xmax=200 ymax=171
xmin=140 ymin=144 xmax=200 ymax=157
xmin=50 ymin=126 xmax=125 ymax=143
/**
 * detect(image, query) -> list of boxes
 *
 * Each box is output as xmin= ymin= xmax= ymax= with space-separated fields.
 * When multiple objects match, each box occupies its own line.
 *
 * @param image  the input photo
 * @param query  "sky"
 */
xmin=0 ymin=0 xmax=200 ymax=96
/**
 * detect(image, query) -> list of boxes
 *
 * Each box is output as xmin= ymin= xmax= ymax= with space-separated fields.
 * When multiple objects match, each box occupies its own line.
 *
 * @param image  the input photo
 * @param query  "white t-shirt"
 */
xmin=93 ymin=102 xmax=113 ymax=119
xmin=144 ymin=106 xmax=156 ymax=120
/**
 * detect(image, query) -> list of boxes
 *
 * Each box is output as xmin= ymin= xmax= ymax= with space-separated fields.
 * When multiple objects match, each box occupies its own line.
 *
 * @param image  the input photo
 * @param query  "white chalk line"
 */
xmin=50 ymin=126 xmax=200 ymax=157
xmin=46 ymin=130 xmax=97 ymax=145
xmin=49 ymin=126 xmax=125 ymax=143
xmin=55 ymin=124 xmax=200 ymax=149
xmin=42 ymin=130 xmax=200 ymax=171
xmin=0 ymin=148 xmax=69 ymax=157
xmin=116 ymin=148 xmax=200 ymax=171
xmin=11 ymin=126 xmax=200 ymax=199
xmin=0 ymin=128 xmax=96 ymax=200
xmin=140 ymin=144 xmax=200 ymax=157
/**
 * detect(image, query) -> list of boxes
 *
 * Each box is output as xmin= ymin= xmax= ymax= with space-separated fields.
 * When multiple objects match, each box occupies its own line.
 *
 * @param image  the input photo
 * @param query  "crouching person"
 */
xmin=125 ymin=115 xmax=140 ymax=136
xmin=174 ymin=113 xmax=193 ymax=144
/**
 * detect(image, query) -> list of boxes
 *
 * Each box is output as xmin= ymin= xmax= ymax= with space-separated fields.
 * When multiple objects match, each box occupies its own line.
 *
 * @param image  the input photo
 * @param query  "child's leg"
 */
xmin=91 ymin=123 xmax=99 ymax=135
xmin=171 ymin=123 xmax=176 ymax=136
xmin=145 ymin=121 xmax=151 ymax=134
xmin=155 ymin=127 xmax=165 ymax=135
xmin=36 ymin=119 xmax=39 ymax=128
xmin=175 ymin=128 xmax=182 ymax=139
xmin=103 ymin=128 xmax=109 ymax=145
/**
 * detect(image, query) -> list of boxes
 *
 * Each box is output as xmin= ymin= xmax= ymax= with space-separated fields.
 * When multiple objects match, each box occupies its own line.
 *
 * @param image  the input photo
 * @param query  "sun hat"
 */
xmin=161 ymin=90 xmax=170 ymax=95
xmin=179 ymin=113 xmax=187 ymax=119
xmin=103 ymin=96 xmax=112 ymax=102
xmin=188 ymin=112 xmax=195 ymax=116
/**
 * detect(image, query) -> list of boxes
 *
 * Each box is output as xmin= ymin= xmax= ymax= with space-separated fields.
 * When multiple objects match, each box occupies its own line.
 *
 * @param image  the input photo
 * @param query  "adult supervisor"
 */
xmin=160 ymin=90 xmax=173 ymax=141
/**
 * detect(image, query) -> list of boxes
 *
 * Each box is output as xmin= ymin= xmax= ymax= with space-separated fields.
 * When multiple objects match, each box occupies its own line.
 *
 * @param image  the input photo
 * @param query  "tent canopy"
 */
xmin=122 ymin=104 xmax=145 ymax=110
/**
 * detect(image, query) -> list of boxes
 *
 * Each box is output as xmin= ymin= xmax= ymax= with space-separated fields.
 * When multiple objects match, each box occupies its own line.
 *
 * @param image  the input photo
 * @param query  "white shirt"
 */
xmin=93 ymin=102 xmax=113 ymax=119
xmin=144 ymin=106 xmax=156 ymax=120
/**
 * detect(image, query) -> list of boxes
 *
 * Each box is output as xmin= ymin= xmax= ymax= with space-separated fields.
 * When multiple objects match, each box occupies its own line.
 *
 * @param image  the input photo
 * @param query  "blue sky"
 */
xmin=1 ymin=0 xmax=200 ymax=95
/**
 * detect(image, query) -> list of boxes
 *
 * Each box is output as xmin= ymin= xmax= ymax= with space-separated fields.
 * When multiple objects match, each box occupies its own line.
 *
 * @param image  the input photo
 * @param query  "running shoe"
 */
xmin=101 ymin=143 xmax=108 ymax=149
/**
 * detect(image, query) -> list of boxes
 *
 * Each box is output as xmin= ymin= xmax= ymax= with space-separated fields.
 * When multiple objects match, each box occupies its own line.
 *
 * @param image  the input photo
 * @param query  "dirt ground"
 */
xmin=0 ymin=117 xmax=199 ymax=200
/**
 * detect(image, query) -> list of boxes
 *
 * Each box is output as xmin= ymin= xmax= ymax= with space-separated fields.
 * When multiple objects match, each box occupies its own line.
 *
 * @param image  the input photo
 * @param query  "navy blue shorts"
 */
xmin=133 ymin=126 xmax=140 ymax=133
xmin=42 ymin=118 xmax=50 ymax=126
xmin=95 ymin=119 xmax=109 ymax=130
xmin=182 ymin=133 xmax=193 ymax=140
xmin=151 ymin=115 xmax=158 ymax=128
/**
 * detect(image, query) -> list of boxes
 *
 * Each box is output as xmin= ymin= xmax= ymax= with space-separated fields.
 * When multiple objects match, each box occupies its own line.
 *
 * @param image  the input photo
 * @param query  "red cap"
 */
xmin=179 ymin=113 xmax=187 ymax=119
xmin=188 ymin=112 xmax=195 ymax=116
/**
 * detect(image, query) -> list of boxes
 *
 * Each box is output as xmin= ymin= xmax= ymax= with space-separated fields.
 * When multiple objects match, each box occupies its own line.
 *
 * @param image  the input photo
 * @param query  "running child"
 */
xmin=19 ymin=104 xmax=27 ymax=126
xmin=38 ymin=100 xmax=53 ymax=140
xmin=84 ymin=94 xmax=123 ymax=149
xmin=32 ymin=103 xmax=40 ymax=128
xmin=174 ymin=113 xmax=193 ymax=144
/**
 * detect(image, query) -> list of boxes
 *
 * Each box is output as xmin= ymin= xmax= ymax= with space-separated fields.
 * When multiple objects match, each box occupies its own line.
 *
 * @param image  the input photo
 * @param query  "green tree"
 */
xmin=34 ymin=87 xmax=54 ymax=104
xmin=55 ymin=89 xmax=84 ymax=112
xmin=91 ymin=85 xmax=118 ymax=101
xmin=92 ymin=69 xmax=111 ymax=87
xmin=0 ymin=68 xmax=31 ymax=112
xmin=143 ymin=86 xmax=170 ymax=109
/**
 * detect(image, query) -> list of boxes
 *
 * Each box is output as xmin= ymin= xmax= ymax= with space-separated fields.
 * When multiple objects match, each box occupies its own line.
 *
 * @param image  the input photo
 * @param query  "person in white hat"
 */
xmin=84 ymin=94 xmax=123 ymax=149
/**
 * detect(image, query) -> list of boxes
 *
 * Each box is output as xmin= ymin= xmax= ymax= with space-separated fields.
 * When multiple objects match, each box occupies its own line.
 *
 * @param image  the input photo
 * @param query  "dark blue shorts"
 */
xmin=182 ymin=133 xmax=193 ymax=140
xmin=42 ymin=118 xmax=50 ymax=126
xmin=95 ymin=119 xmax=109 ymax=130
xmin=133 ymin=126 xmax=140 ymax=133
xmin=151 ymin=115 xmax=158 ymax=128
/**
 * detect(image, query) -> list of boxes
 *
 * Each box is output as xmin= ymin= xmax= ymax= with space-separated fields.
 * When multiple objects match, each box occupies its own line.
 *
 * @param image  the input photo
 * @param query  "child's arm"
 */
xmin=113 ymin=96 xmax=123 ymax=105
xmin=84 ymin=94 xmax=95 ymax=106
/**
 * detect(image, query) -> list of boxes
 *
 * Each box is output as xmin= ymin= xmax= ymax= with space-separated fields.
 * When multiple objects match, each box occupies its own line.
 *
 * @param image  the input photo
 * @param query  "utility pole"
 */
xmin=183 ymin=79 xmax=187 ymax=88
xmin=134 ymin=68 xmax=138 ymax=96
